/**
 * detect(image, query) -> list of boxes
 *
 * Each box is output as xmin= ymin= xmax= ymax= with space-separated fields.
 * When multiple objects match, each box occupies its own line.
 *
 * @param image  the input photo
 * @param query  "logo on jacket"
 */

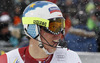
xmin=57 ymin=54 xmax=65 ymax=61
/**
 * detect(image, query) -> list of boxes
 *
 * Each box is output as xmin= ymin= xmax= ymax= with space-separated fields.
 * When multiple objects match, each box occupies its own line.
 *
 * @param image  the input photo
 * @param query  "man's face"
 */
xmin=40 ymin=28 xmax=62 ymax=53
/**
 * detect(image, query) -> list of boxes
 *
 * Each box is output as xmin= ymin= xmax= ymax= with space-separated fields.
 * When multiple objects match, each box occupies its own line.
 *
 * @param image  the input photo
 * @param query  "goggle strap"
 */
xmin=34 ymin=34 xmax=39 ymax=39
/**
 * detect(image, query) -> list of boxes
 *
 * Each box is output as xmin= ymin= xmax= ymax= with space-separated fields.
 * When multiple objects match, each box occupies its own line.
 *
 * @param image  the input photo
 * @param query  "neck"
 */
xmin=29 ymin=38 xmax=49 ymax=59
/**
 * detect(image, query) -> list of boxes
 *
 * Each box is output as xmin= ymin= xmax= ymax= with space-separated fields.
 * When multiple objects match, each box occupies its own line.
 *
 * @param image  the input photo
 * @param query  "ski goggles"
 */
xmin=43 ymin=17 xmax=65 ymax=34
xmin=22 ymin=17 xmax=65 ymax=35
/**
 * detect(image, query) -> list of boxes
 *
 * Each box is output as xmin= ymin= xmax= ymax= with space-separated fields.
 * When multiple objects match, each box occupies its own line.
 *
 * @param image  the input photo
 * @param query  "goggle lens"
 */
xmin=46 ymin=17 xmax=65 ymax=34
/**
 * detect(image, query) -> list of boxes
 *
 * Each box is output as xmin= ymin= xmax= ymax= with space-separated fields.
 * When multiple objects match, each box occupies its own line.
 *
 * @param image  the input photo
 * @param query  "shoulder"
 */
xmin=66 ymin=49 xmax=81 ymax=62
xmin=55 ymin=48 xmax=79 ymax=56
xmin=7 ymin=47 xmax=28 ymax=63
xmin=0 ymin=49 xmax=19 ymax=63
xmin=6 ymin=47 xmax=27 ymax=57
xmin=0 ymin=47 xmax=27 ymax=63
xmin=0 ymin=54 xmax=7 ymax=63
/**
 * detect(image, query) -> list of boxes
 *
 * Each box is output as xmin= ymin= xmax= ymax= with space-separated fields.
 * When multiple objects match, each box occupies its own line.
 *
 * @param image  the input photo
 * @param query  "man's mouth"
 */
xmin=52 ymin=40 xmax=59 ymax=47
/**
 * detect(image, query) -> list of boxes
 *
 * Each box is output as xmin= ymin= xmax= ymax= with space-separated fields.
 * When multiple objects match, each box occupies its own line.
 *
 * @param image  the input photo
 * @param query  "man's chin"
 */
xmin=48 ymin=48 xmax=57 ymax=53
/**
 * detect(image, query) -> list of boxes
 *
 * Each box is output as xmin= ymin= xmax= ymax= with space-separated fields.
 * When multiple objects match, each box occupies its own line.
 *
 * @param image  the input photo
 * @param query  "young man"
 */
xmin=0 ymin=1 xmax=82 ymax=63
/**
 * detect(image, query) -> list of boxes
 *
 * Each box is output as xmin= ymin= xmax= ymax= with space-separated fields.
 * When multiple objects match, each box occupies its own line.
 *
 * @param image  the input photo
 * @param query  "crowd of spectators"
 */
xmin=0 ymin=0 xmax=100 ymax=55
xmin=0 ymin=0 xmax=29 ymax=48
xmin=57 ymin=0 xmax=100 ymax=52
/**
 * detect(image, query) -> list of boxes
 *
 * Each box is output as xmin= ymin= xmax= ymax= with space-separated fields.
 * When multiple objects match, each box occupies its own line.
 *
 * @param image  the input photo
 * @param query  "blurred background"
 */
xmin=0 ymin=0 xmax=100 ymax=63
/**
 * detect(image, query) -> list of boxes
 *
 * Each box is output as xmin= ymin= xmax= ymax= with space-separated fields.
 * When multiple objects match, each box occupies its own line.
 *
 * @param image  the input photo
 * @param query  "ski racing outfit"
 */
xmin=0 ymin=1 xmax=82 ymax=63
xmin=0 ymin=46 xmax=81 ymax=63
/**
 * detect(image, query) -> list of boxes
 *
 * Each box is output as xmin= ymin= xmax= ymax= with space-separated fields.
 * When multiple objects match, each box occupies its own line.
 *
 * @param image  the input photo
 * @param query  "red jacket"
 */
xmin=0 ymin=46 xmax=82 ymax=63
